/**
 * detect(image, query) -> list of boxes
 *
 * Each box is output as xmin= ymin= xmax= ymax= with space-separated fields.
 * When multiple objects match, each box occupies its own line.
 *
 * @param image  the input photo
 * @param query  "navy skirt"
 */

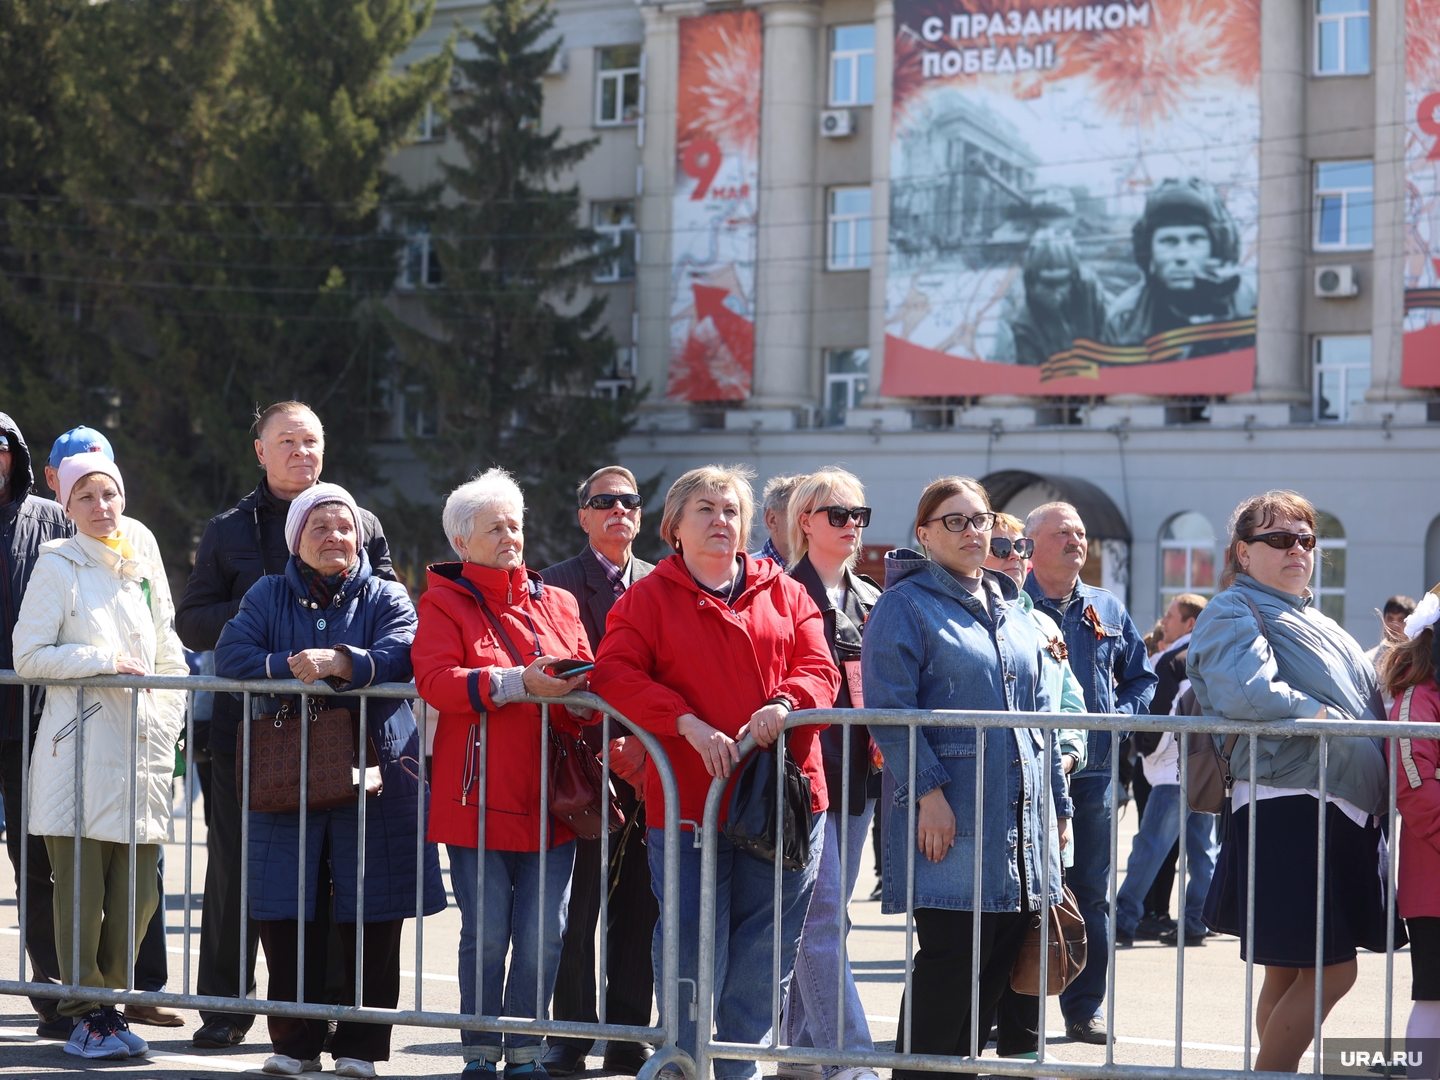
xmin=1203 ymin=795 xmax=1399 ymax=967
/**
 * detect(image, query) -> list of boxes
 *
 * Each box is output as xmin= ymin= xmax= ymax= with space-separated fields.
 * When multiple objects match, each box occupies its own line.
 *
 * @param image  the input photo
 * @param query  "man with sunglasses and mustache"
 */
xmin=540 ymin=466 xmax=658 ymax=1077
xmin=1023 ymin=502 xmax=1155 ymax=1047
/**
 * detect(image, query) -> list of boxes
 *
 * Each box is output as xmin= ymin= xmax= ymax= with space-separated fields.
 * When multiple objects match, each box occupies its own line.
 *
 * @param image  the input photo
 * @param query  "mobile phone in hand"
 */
xmin=546 ymin=659 xmax=595 ymax=678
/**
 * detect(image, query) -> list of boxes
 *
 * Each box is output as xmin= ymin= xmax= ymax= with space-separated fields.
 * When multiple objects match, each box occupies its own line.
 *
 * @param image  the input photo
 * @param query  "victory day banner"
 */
xmin=882 ymin=0 xmax=1261 ymax=397
xmin=666 ymin=10 xmax=762 ymax=402
xmin=1404 ymin=0 xmax=1440 ymax=387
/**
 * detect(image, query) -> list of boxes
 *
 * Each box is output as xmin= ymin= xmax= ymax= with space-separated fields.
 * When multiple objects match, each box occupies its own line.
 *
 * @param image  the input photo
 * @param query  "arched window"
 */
xmin=1160 ymin=512 xmax=1216 ymax=612
xmin=1312 ymin=511 xmax=1346 ymax=623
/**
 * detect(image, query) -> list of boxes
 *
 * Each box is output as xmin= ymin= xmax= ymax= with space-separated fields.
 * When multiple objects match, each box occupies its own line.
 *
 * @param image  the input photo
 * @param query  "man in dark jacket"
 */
xmin=540 ymin=466 xmax=657 ymax=1076
xmin=0 ymin=414 xmax=73 ymax=1038
xmin=175 ymin=402 xmax=395 ymax=1049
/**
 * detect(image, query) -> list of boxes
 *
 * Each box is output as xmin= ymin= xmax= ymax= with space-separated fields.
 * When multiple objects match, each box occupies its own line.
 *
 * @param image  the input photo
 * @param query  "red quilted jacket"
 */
xmin=1394 ymin=681 xmax=1440 ymax=920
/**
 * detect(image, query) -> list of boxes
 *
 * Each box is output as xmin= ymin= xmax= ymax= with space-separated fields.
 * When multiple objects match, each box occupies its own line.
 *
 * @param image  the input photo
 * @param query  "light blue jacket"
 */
xmin=864 ymin=550 xmax=1065 ymax=914
xmin=1186 ymin=574 xmax=1388 ymax=816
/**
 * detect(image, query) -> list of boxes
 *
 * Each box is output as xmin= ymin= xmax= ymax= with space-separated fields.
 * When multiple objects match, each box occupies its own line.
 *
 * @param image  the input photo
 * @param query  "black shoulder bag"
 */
xmin=724 ymin=743 xmax=815 ymax=871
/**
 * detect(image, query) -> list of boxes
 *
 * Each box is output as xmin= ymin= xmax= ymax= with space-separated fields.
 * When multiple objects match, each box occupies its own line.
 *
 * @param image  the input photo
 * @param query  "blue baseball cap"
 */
xmin=48 ymin=426 xmax=114 ymax=469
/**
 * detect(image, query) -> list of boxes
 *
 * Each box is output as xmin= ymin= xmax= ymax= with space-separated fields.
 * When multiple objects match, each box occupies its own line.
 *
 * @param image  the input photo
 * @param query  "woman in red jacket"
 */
xmin=1383 ymin=588 xmax=1440 ymax=1075
xmin=590 ymin=465 xmax=840 ymax=1079
xmin=413 ymin=468 xmax=594 ymax=1080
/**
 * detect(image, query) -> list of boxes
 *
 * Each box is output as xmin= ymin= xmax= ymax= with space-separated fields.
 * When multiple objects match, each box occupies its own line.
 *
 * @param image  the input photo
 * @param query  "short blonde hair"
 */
xmin=659 ymin=465 xmax=756 ymax=552
xmin=992 ymin=512 xmax=1025 ymax=535
xmin=787 ymin=468 xmax=866 ymax=569
xmin=443 ymin=468 xmax=525 ymax=557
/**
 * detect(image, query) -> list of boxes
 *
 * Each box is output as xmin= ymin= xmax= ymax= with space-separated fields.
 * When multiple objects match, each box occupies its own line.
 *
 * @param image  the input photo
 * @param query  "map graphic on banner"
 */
xmin=666 ymin=10 xmax=762 ymax=402
xmin=1404 ymin=0 xmax=1440 ymax=387
xmin=882 ymin=0 xmax=1260 ymax=398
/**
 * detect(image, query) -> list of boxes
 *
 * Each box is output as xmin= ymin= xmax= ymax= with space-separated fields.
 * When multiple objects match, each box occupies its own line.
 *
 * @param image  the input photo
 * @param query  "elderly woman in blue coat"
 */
xmin=862 ymin=477 xmax=1067 ymax=1080
xmin=216 ymin=483 xmax=446 ymax=1080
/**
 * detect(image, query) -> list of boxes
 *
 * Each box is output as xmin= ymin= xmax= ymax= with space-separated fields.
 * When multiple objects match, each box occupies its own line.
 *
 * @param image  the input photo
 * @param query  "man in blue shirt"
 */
xmin=1024 ymin=502 xmax=1156 ymax=1046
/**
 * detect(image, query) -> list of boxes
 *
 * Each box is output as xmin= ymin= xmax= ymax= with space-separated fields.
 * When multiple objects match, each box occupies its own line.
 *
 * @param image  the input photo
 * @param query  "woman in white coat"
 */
xmin=12 ymin=452 xmax=187 ymax=1061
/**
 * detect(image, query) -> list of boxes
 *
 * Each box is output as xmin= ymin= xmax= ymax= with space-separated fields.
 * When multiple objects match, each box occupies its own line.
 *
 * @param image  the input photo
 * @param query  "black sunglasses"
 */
xmin=921 ymin=511 xmax=997 ymax=534
xmin=989 ymin=536 xmax=1035 ymax=559
xmin=584 ymin=493 xmax=642 ymax=511
xmin=814 ymin=505 xmax=872 ymax=528
xmin=1244 ymin=531 xmax=1317 ymax=551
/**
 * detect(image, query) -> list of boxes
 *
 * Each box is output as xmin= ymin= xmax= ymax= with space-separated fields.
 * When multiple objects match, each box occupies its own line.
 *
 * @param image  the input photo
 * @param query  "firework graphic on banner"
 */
xmin=883 ymin=0 xmax=1261 ymax=398
xmin=1403 ymin=0 xmax=1440 ymax=387
xmin=666 ymin=10 xmax=763 ymax=402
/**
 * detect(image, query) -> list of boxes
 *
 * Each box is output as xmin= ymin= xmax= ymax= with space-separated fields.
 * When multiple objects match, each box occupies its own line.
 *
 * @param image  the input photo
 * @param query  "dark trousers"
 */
xmin=552 ymin=790 xmax=659 ymax=1052
xmin=1 ymin=737 xmax=62 ymax=1021
xmin=258 ymin=917 xmax=404 ymax=1063
xmin=197 ymin=745 xmax=261 ymax=1026
xmin=135 ymin=851 xmax=168 ymax=991
xmin=896 ymin=908 xmax=1032 ymax=1079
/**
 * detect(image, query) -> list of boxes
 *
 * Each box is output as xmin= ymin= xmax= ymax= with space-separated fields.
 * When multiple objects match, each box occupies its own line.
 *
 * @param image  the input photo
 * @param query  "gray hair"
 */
xmin=1024 ymin=501 xmax=1081 ymax=535
xmin=762 ymin=474 xmax=803 ymax=514
xmin=443 ymin=467 xmax=525 ymax=556
xmin=576 ymin=465 xmax=638 ymax=507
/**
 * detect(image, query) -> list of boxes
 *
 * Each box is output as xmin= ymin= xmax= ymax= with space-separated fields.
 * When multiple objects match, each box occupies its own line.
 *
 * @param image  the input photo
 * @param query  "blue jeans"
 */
xmin=783 ymin=804 xmax=875 ymax=1060
xmin=1115 ymin=785 xmax=1218 ymax=938
xmin=449 ymin=842 xmax=576 ymax=1063
xmin=1060 ymin=770 xmax=1111 ymax=1026
xmin=648 ymin=813 xmax=825 ymax=1079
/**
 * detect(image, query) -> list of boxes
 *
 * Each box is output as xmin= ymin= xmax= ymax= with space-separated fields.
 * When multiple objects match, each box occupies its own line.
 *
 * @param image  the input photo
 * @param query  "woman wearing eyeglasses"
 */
xmin=862 ymin=477 xmax=1066 ymax=1079
xmin=1187 ymin=490 xmax=1389 ymax=1073
xmin=776 ymin=469 xmax=883 ymax=1080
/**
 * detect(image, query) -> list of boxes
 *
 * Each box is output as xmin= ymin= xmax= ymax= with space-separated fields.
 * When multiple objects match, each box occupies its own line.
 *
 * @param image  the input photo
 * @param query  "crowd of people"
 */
xmin=0 ymin=401 xmax=1438 ymax=1080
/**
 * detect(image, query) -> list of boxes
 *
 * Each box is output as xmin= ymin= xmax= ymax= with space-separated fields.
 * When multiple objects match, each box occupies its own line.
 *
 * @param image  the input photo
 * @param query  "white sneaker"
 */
xmin=263 ymin=1055 xmax=323 ymax=1075
xmin=778 ymin=1065 xmax=824 ymax=1079
xmin=828 ymin=1069 xmax=880 ymax=1080
xmin=335 ymin=1057 xmax=378 ymax=1078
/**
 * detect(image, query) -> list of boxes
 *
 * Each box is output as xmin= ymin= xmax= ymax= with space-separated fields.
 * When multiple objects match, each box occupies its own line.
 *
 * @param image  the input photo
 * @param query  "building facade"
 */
xmin=391 ymin=0 xmax=1440 ymax=643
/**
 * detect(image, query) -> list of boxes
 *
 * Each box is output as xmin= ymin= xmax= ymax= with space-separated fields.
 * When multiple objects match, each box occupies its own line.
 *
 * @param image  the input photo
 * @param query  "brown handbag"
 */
xmin=1010 ymin=885 xmax=1088 ymax=996
xmin=236 ymin=698 xmax=367 ymax=814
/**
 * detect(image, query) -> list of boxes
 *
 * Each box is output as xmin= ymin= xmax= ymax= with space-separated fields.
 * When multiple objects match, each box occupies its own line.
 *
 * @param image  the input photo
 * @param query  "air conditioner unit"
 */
xmin=820 ymin=109 xmax=854 ymax=138
xmin=1315 ymin=264 xmax=1358 ymax=298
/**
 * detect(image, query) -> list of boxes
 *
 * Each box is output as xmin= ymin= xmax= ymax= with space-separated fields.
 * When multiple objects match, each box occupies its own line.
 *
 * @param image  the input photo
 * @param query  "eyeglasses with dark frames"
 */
xmin=1244 ymin=531 xmax=1317 ymax=551
xmin=814 ymin=505 xmax=872 ymax=528
xmin=584 ymin=493 xmax=643 ymax=511
xmin=989 ymin=536 xmax=1035 ymax=560
xmin=921 ymin=511 xmax=997 ymax=534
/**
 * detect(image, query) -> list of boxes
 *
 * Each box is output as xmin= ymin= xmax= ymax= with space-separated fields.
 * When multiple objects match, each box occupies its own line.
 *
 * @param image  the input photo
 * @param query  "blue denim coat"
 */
xmin=863 ymin=551 xmax=1066 ymax=915
xmin=1023 ymin=576 xmax=1156 ymax=771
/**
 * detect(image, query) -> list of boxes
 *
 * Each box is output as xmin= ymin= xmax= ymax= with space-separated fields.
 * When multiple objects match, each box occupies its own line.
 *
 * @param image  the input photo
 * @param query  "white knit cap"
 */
xmin=58 ymin=452 xmax=125 ymax=509
xmin=284 ymin=483 xmax=362 ymax=555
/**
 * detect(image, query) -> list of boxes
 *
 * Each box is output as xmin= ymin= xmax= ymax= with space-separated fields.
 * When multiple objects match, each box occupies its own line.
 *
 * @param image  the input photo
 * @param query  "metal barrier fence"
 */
xmin=0 ymin=672 xmax=696 ymax=1080
xmin=695 ymin=706 xmax=1440 ymax=1080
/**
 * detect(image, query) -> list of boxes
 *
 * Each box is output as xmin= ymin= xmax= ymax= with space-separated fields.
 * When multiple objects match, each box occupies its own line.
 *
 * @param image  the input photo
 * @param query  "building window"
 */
xmin=1159 ymin=512 xmax=1217 ymax=614
xmin=823 ymin=349 xmax=869 ymax=426
xmin=1312 ymin=511 xmax=1346 ymax=623
xmin=829 ymin=24 xmax=875 ymax=107
xmin=827 ymin=187 xmax=872 ymax=271
xmin=1314 ymin=335 xmax=1371 ymax=422
xmin=596 ymin=45 xmax=641 ymax=126
xmin=593 ymin=202 xmax=636 ymax=282
xmin=1314 ymin=160 xmax=1373 ymax=250
xmin=412 ymin=101 xmax=446 ymax=143
xmin=398 ymin=224 xmax=442 ymax=290
xmin=1315 ymin=0 xmax=1369 ymax=76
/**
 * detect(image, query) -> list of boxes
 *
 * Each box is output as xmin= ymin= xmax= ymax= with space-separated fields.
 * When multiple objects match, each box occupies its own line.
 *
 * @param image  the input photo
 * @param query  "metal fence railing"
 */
xmin=695 ymin=707 xmax=1440 ymax=1080
xmin=0 ymin=672 xmax=696 ymax=1080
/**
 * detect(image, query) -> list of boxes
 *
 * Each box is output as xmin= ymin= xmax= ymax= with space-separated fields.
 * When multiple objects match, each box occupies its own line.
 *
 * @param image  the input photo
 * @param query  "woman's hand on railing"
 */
xmin=288 ymin=648 xmax=353 ymax=685
xmin=522 ymin=655 xmax=587 ymax=698
xmin=678 ymin=713 xmax=740 ymax=779
xmin=115 ymin=655 xmax=149 ymax=676
xmin=739 ymin=703 xmax=788 ymax=750
xmin=916 ymin=788 xmax=956 ymax=864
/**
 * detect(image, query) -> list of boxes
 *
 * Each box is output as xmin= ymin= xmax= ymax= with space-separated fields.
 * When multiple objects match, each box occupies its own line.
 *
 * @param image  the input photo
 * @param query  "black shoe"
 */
xmin=1133 ymin=914 xmax=1173 ymax=940
xmin=36 ymin=1016 xmax=74 ymax=1040
xmin=868 ymin=882 xmax=882 ymax=901
xmin=1115 ymin=928 xmax=1134 ymax=948
xmin=1158 ymin=927 xmax=1208 ymax=947
xmin=192 ymin=1017 xmax=247 ymax=1049
xmin=541 ymin=1043 xmax=589 ymax=1077
xmin=601 ymin=1043 xmax=653 ymax=1076
xmin=1066 ymin=1017 xmax=1107 ymax=1045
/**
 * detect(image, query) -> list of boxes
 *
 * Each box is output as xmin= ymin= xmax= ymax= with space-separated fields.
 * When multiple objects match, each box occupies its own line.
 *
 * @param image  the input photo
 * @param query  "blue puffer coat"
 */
xmin=214 ymin=549 xmax=446 ymax=923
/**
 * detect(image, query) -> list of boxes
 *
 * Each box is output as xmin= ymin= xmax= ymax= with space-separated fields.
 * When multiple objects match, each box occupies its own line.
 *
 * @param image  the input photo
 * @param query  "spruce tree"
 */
xmin=389 ymin=0 xmax=638 ymax=567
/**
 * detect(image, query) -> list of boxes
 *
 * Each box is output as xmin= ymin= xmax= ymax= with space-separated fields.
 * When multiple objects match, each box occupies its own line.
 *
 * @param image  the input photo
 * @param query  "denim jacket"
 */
xmin=1024 ymin=575 xmax=1156 ymax=770
xmin=864 ymin=550 xmax=1066 ymax=915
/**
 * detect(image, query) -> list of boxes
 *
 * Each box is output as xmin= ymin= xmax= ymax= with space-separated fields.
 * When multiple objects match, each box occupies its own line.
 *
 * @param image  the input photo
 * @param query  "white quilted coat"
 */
xmin=13 ymin=530 xmax=187 ymax=844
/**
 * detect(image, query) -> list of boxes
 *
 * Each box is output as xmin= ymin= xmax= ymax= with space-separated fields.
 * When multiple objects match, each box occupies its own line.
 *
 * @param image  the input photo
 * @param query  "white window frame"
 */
xmin=823 ymin=349 xmax=869 ymax=426
xmin=1158 ymin=513 xmax=1217 ymax=614
xmin=592 ymin=201 xmax=636 ymax=283
xmin=398 ymin=225 xmax=441 ymax=291
xmin=1313 ymin=159 xmax=1374 ymax=252
xmin=829 ymin=24 xmax=875 ymax=107
xmin=1313 ymin=0 xmax=1369 ymax=77
xmin=1312 ymin=512 xmax=1347 ymax=624
xmin=827 ymin=187 xmax=872 ymax=271
xmin=1312 ymin=335 xmax=1371 ymax=424
xmin=413 ymin=101 xmax=446 ymax=143
xmin=595 ymin=45 xmax=642 ymax=127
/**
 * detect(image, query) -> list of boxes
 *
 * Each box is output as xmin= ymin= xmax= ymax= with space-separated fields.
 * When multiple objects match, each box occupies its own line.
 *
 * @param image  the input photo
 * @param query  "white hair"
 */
xmin=443 ymin=468 xmax=525 ymax=556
